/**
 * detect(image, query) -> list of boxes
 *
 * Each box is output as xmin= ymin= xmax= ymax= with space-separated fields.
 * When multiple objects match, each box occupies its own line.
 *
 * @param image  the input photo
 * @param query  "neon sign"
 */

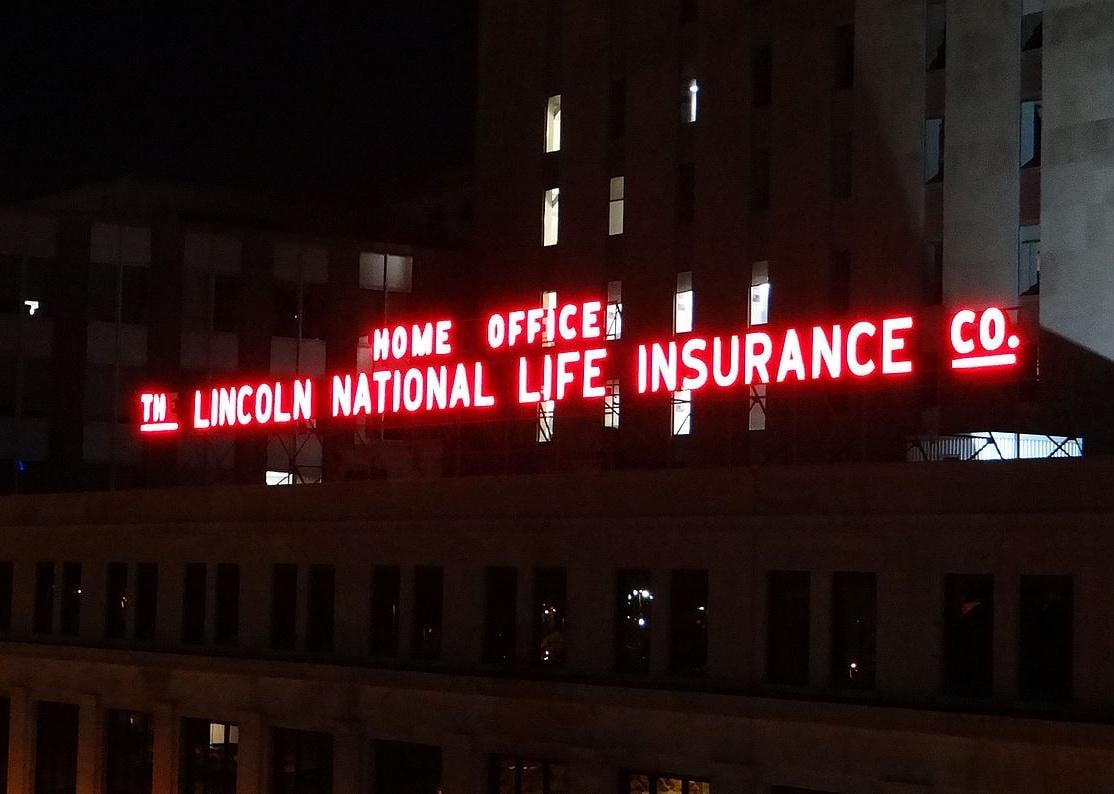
xmin=137 ymin=302 xmax=1023 ymax=435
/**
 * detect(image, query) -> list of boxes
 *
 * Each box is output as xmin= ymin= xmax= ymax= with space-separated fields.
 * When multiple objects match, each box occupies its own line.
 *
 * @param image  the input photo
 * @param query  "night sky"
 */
xmin=0 ymin=7 xmax=476 ymax=201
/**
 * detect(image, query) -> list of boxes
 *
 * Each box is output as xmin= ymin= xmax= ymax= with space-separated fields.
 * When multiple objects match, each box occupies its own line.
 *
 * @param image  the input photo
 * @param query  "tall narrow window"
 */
xmin=374 ymin=741 xmax=442 ymax=794
xmin=615 ymin=569 xmax=653 ymax=673
xmin=683 ymin=78 xmax=699 ymax=123
xmin=542 ymin=188 xmax=560 ymax=247
xmin=213 ymin=563 xmax=239 ymax=646
xmin=104 ymin=710 xmax=153 ymax=794
xmin=767 ymin=571 xmax=810 ymax=685
xmin=180 ymin=718 xmax=238 ymax=792
xmin=833 ymin=24 xmax=854 ymax=89
xmin=60 ymin=562 xmax=82 ymax=637
xmin=1019 ymin=225 xmax=1041 ymax=296
xmin=671 ymin=390 xmax=693 ymax=436
xmin=1022 ymin=1 xmax=1043 ymax=51
xmin=271 ymin=729 xmax=333 ymax=793
xmin=541 ymin=290 xmax=558 ymax=346
xmin=926 ymin=2 xmax=946 ymax=70
xmin=537 ymin=400 xmax=556 ymax=443
xmin=1019 ymin=575 xmax=1073 ymax=701
xmin=751 ymin=147 xmax=771 ymax=211
xmin=105 ymin=562 xmax=128 ymax=641
xmin=669 ymin=570 xmax=708 ymax=675
xmin=608 ymin=79 xmax=626 ymax=138
xmin=134 ymin=563 xmax=157 ymax=642
xmin=483 ymin=567 xmax=517 ymax=665
xmin=924 ymin=117 xmax=945 ymax=183
xmin=749 ymin=261 xmax=770 ymax=327
xmin=545 ymin=95 xmax=562 ymax=153
xmin=676 ymin=162 xmax=695 ymax=224
xmin=182 ymin=563 xmax=207 ymax=645
xmin=749 ymin=384 xmax=768 ymax=431
xmin=674 ymin=271 xmax=693 ymax=334
xmin=605 ymin=280 xmax=623 ymax=340
xmin=412 ymin=565 xmax=443 ymax=660
xmin=533 ymin=568 xmax=566 ymax=667
xmin=831 ymin=132 xmax=853 ymax=199
xmin=35 ymin=702 xmax=79 ymax=793
xmin=34 ymin=561 xmax=54 ymax=634
xmin=941 ymin=574 xmax=993 ymax=697
xmin=753 ymin=42 xmax=772 ymax=107
xmin=269 ymin=564 xmax=298 ymax=651
xmin=830 ymin=572 xmax=876 ymax=690
xmin=1020 ymin=100 xmax=1042 ymax=168
xmin=609 ymin=176 xmax=625 ymax=235
xmin=370 ymin=565 xmax=401 ymax=656
xmin=0 ymin=561 xmax=12 ymax=634
xmin=604 ymin=379 xmax=621 ymax=429
xmin=306 ymin=564 xmax=335 ymax=653
xmin=830 ymin=249 xmax=851 ymax=314
xmin=923 ymin=240 xmax=944 ymax=305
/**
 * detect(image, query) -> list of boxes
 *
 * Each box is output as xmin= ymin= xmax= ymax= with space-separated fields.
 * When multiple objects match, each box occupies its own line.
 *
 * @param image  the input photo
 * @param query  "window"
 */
xmin=491 ymin=756 xmax=568 ymax=794
xmin=615 ymin=569 xmax=653 ymax=673
xmin=830 ymin=249 xmax=851 ymax=314
xmin=0 ymin=561 xmax=12 ymax=634
xmin=541 ymin=290 xmax=558 ymax=345
xmin=749 ymin=384 xmax=767 ymax=431
xmin=924 ymin=117 xmax=945 ymax=183
xmin=670 ymin=570 xmax=708 ymax=675
xmin=674 ymin=271 xmax=693 ymax=334
xmin=1022 ymin=1 xmax=1043 ymax=51
xmin=374 ymin=740 xmax=442 ymax=794
xmin=609 ymin=176 xmax=625 ymax=235
xmin=542 ymin=188 xmax=560 ymax=247
xmin=752 ymin=42 xmax=772 ymax=107
xmin=213 ymin=563 xmax=239 ymax=646
xmin=273 ymin=241 xmax=328 ymax=284
xmin=683 ymin=78 xmax=699 ymax=123
xmin=134 ymin=563 xmax=158 ymax=642
xmin=370 ymin=565 xmax=401 ymax=656
xmin=90 ymin=223 xmax=151 ymax=267
xmin=483 ymin=567 xmax=517 ymax=665
xmin=605 ymin=280 xmax=623 ymax=340
xmin=34 ymin=561 xmax=54 ymax=634
xmin=604 ymin=378 xmax=621 ymax=429
xmin=1019 ymin=575 xmax=1073 ymax=701
xmin=105 ymin=562 xmax=128 ymax=641
xmin=413 ymin=566 xmax=443 ymax=660
xmin=60 ymin=562 xmax=81 ymax=637
xmin=1019 ymin=224 xmax=1040 ymax=296
xmin=941 ymin=574 xmax=993 ymax=697
xmin=104 ymin=710 xmax=153 ymax=794
xmin=621 ymin=771 xmax=711 ymax=793
xmin=305 ymin=564 xmax=335 ymax=653
xmin=35 ymin=702 xmax=78 ymax=794
xmin=749 ymin=261 xmax=770 ymax=327
xmin=833 ymin=24 xmax=854 ymax=89
xmin=830 ymin=572 xmax=876 ymax=690
xmin=672 ymin=390 xmax=693 ymax=436
xmin=751 ymin=147 xmax=771 ymax=211
xmin=676 ymin=162 xmax=695 ymax=224
xmin=926 ymin=2 xmax=946 ymax=70
xmin=923 ymin=240 xmax=944 ymax=305
xmin=609 ymin=79 xmax=626 ymax=138
xmin=831 ymin=131 xmax=853 ymax=199
xmin=271 ymin=728 xmax=333 ymax=793
xmin=179 ymin=719 xmax=238 ymax=793
xmin=270 ymin=564 xmax=298 ymax=651
xmin=182 ymin=563 xmax=207 ymax=645
xmin=359 ymin=252 xmax=413 ymax=292
xmin=533 ymin=568 xmax=567 ymax=667
xmin=545 ymin=94 xmax=562 ymax=153
xmin=766 ymin=571 xmax=810 ymax=685
xmin=537 ymin=400 xmax=555 ymax=443
xmin=1020 ymin=100 xmax=1042 ymax=168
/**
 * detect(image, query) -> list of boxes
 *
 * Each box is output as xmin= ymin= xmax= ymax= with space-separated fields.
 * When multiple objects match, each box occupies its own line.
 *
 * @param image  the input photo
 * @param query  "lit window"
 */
xmin=924 ymin=117 xmax=945 ymax=183
xmin=537 ymin=400 xmax=555 ymax=443
xmin=749 ymin=260 xmax=770 ymax=327
xmin=608 ymin=176 xmax=625 ymax=236
xmin=605 ymin=280 xmax=623 ymax=340
xmin=265 ymin=470 xmax=294 ymax=486
xmin=542 ymin=188 xmax=560 ymax=247
xmin=683 ymin=78 xmax=699 ymax=123
xmin=545 ymin=94 xmax=562 ymax=153
xmin=674 ymin=271 xmax=693 ymax=334
xmin=604 ymin=379 xmax=621 ymax=429
xmin=359 ymin=252 xmax=413 ymax=292
xmin=749 ymin=384 xmax=767 ymax=431
xmin=672 ymin=390 xmax=692 ymax=436
xmin=1019 ymin=225 xmax=1040 ymax=296
xmin=1020 ymin=100 xmax=1041 ymax=168
xmin=541 ymin=290 xmax=557 ymax=347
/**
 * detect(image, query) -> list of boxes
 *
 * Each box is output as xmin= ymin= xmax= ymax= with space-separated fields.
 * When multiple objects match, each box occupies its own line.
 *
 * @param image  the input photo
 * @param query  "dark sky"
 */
xmin=0 ymin=7 xmax=476 ymax=201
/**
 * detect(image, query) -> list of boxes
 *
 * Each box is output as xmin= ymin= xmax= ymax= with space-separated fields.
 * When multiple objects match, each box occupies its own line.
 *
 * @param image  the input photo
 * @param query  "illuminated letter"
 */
xmin=558 ymin=304 xmax=577 ymax=341
xmin=403 ymin=369 xmax=423 ymax=411
xmin=193 ymin=390 xmax=211 ymax=429
xmin=354 ymin=373 xmax=373 ymax=415
xmin=449 ymin=363 xmax=471 ymax=408
xmin=435 ymin=320 xmax=452 ymax=354
xmin=776 ymin=329 xmax=806 ymax=383
xmin=541 ymin=354 xmax=553 ymax=401
xmin=812 ymin=325 xmax=843 ymax=379
xmin=219 ymin=388 xmax=236 ymax=427
xmin=744 ymin=332 xmax=772 ymax=384
xmin=426 ymin=366 xmax=448 ymax=410
xmin=255 ymin=384 xmax=273 ymax=424
xmin=273 ymin=382 xmax=291 ymax=423
xmin=518 ymin=357 xmax=541 ymax=403
xmin=582 ymin=301 xmax=602 ymax=339
xmin=979 ymin=308 xmax=1006 ymax=351
xmin=140 ymin=392 xmax=154 ymax=422
xmin=411 ymin=323 xmax=434 ymax=357
xmin=487 ymin=314 xmax=506 ymax=349
xmin=847 ymin=321 xmax=877 ymax=377
xmin=650 ymin=342 xmax=678 ymax=393
xmin=638 ymin=345 xmax=648 ymax=394
xmin=508 ymin=310 xmax=527 ymax=346
xmin=372 ymin=371 xmax=391 ymax=413
xmin=332 ymin=375 xmax=352 ymax=417
xmin=293 ymin=379 xmax=313 ymax=421
xmin=712 ymin=336 xmax=740 ymax=388
xmin=583 ymin=348 xmax=606 ymax=398
xmin=391 ymin=326 xmax=408 ymax=360
xmin=950 ymin=309 xmax=977 ymax=355
xmin=474 ymin=363 xmax=495 ymax=407
xmin=391 ymin=370 xmax=402 ymax=412
xmin=881 ymin=316 xmax=914 ymax=375
xmin=236 ymin=385 xmax=254 ymax=425
xmin=555 ymin=351 xmax=580 ymax=399
xmin=526 ymin=308 xmax=544 ymax=344
xmin=373 ymin=328 xmax=391 ymax=361
xmin=681 ymin=338 xmax=709 ymax=391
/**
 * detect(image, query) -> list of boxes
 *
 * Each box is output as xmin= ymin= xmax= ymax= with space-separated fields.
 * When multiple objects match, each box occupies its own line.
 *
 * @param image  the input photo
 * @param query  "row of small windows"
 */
xmin=3 ymin=560 xmax=1075 ymax=701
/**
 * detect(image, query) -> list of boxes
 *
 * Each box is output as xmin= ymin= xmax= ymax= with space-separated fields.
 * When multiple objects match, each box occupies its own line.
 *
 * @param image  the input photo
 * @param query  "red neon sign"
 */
xmin=948 ymin=307 xmax=1021 ymax=370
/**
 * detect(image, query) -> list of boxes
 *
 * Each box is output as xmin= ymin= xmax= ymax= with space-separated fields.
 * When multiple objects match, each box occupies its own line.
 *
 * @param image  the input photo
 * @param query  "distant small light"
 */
xmin=637 ymin=618 xmax=646 ymax=628
xmin=689 ymin=82 xmax=700 ymax=94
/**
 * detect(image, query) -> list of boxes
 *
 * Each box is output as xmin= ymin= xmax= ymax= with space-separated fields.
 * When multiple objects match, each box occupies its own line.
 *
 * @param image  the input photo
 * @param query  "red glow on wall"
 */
xmin=139 ymin=392 xmax=179 ymax=433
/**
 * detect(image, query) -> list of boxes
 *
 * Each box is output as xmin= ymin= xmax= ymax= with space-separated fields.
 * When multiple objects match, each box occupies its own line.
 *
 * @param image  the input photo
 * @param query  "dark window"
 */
xmin=533 ymin=567 xmax=567 ymax=667
xmin=182 ymin=563 xmax=207 ymax=645
xmin=213 ymin=563 xmax=240 ymax=646
xmin=34 ymin=561 xmax=54 ymax=634
xmin=134 ymin=563 xmax=158 ymax=642
xmin=752 ymin=42 xmax=772 ymax=107
xmin=1020 ymin=100 xmax=1042 ymax=168
xmin=272 ymin=284 xmax=300 ymax=338
xmin=833 ymin=24 xmax=854 ymax=89
xmin=35 ymin=701 xmax=79 ymax=794
xmin=104 ymin=710 xmax=153 ymax=794
xmin=270 ymin=564 xmax=298 ymax=651
xmin=212 ymin=275 xmax=240 ymax=333
xmin=830 ymin=249 xmax=851 ymax=314
xmin=271 ymin=728 xmax=333 ymax=794
xmin=370 ymin=565 xmax=401 ymax=656
xmin=87 ymin=262 xmax=118 ymax=322
xmin=490 ymin=755 xmax=568 ymax=793
xmin=620 ymin=771 xmax=710 ymax=793
xmin=609 ymin=79 xmax=627 ymax=139
xmin=1019 ymin=575 xmax=1073 ymax=701
xmin=59 ymin=562 xmax=81 ymax=637
xmin=766 ymin=571 xmax=810 ymax=685
xmin=0 ymin=561 xmax=12 ymax=634
xmin=179 ymin=718 xmax=238 ymax=794
xmin=1022 ymin=11 xmax=1043 ymax=51
xmin=830 ymin=572 xmax=876 ymax=690
xmin=922 ymin=241 xmax=944 ymax=305
xmin=412 ymin=566 xmax=444 ymax=660
xmin=374 ymin=740 xmax=442 ymax=794
xmin=926 ymin=2 xmax=946 ymax=70
xmin=676 ymin=163 xmax=695 ymax=225
xmin=831 ymin=132 xmax=853 ymax=199
xmin=105 ymin=562 xmax=128 ymax=640
xmin=483 ymin=567 xmax=517 ymax=665
xmin=306 ymin=564 xmax=335 ymax=653
xmin=942 ymin=574 xmax=993 ymax=697
xmin=751 ymin=148 xmax=771 ymax=212
xmin=924 ymin=117 xmax=945 ymax=183
xmin=669 ymin=569 xmax=708 ymax=675
xmin=680 ymin=0 xmax=697 ymax=25
xmin=615 ymin=569 xmax=653 ymax=674
xmin=120 ymin=268 xmax=148 ymax=325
